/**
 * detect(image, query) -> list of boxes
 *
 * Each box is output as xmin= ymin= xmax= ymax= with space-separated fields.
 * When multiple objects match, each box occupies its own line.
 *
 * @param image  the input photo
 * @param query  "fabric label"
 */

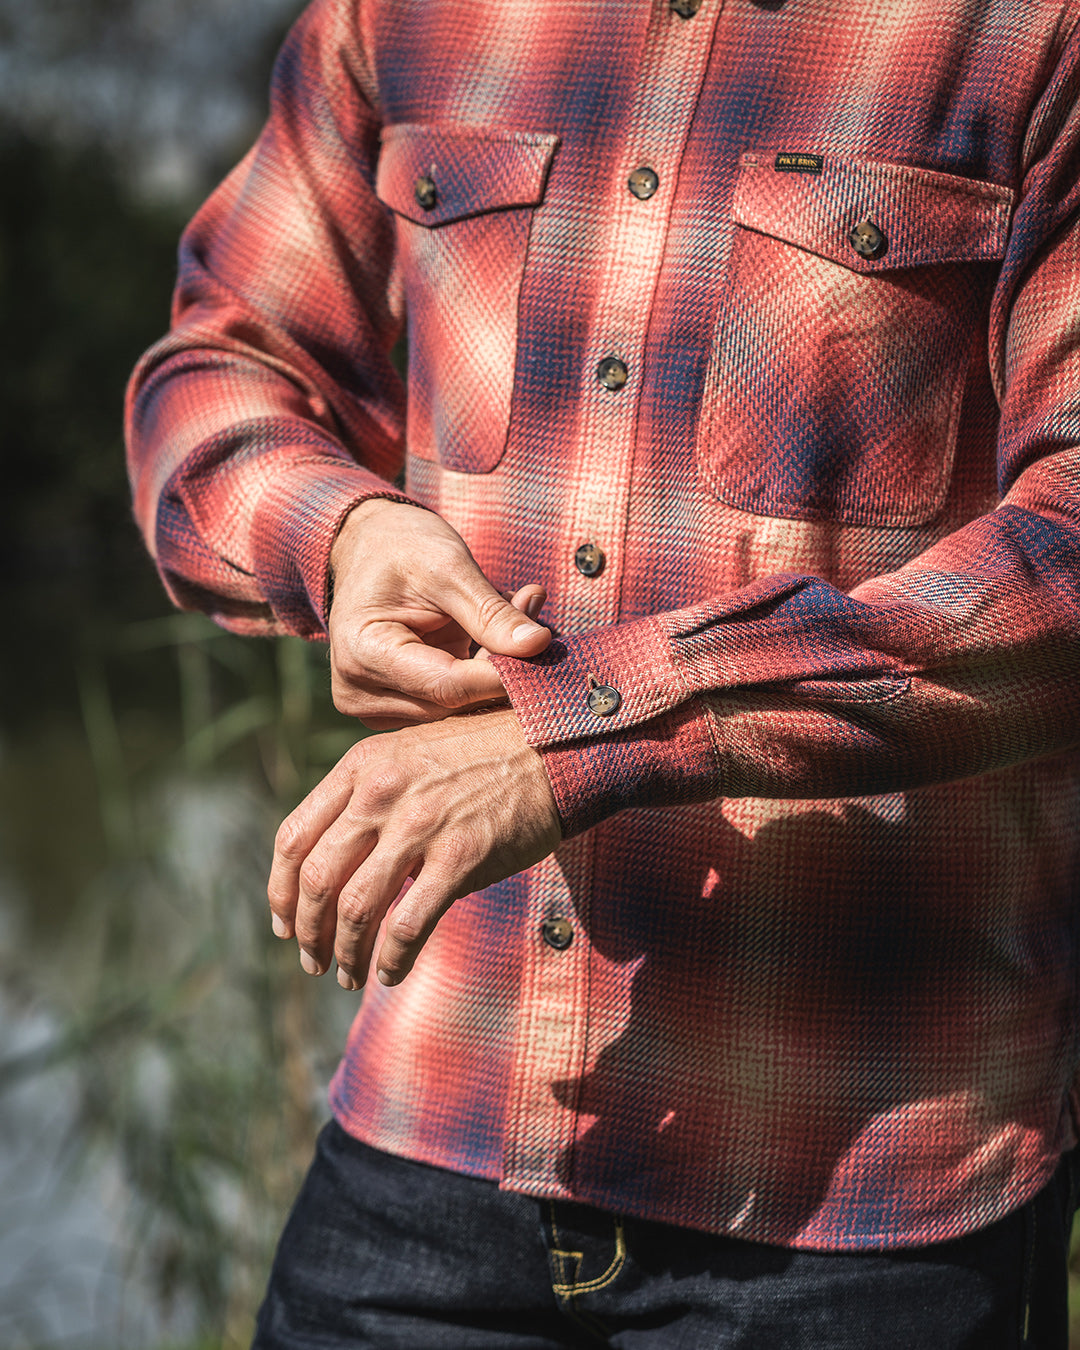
xmin=774 ymin=152 xmax=824 ymax=174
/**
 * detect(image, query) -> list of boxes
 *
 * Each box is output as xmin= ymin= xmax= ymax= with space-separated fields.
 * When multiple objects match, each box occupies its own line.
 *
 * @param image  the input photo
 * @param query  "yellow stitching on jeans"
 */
xmin=551 ymin=1219 xmax=627 ymax=1296
xmin=548 ymin=1202 xmax=583 ymax=1290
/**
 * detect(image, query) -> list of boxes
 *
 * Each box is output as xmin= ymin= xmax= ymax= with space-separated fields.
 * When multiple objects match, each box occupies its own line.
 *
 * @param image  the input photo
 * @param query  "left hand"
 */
xmin=267 ymin=708 xmax=562 ymax=988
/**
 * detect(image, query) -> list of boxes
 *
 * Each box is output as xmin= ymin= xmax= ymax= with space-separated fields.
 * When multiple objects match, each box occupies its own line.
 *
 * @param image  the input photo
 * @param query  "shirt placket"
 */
xmin=502 ymin=0 xmax=726 ymax=1199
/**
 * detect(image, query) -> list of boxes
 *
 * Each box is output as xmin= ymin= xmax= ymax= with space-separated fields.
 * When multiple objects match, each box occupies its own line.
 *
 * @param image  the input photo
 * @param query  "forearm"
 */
xmin=125 ymin=0 xmax=412 ymax=638
xmin=494 ymin=487 xmax=1080 ymax=835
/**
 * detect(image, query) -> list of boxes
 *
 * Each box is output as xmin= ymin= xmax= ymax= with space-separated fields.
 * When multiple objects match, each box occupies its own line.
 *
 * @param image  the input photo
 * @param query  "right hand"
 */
xmin=327 ymin=499 xmax=551 ymax=729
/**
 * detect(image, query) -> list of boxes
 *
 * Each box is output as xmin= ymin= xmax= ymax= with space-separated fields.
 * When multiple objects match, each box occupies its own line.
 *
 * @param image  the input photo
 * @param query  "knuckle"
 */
xmin=425 ymin=672 xmax=469 ymax=710
xmin=387 ymin=914 xmax=424 ymax=948
xmin=356 ymin=764 xmax=408 ymax=811
xmin=274 ymin=817 xmax=307 ymax=861
xmin=299 ymin=858 xmax=335 ymax=904
xmin=395 ymin=801 xmax=432 ymax=838
xmin=331 ymin=678 xmax=366 ymax=718
xmin=337 ymin=889 xmax=373 ymax=929
xmin=474 ymin=589 xmax=509 ymax=634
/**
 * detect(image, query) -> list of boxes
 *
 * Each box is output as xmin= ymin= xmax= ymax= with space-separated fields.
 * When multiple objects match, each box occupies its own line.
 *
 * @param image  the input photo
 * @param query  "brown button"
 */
xmin=587 ymin=684 xmax=622 ymax=717
xmin=597 ymin=356 xmax=629 ymax=391
xmin=541 ymin=917 xmax=574 ymax=950
xmin=628 ymin=167 xmax=659 ymax=200
xmin=849 ymin=219 xmax=886 ymax=260
xmin=574 ymin=543 xmax=605 ymax=577
xmin=670 ymin=0 xmax=703 ymax=14
xmin=414 ymin=175 xmax=437 ymax=211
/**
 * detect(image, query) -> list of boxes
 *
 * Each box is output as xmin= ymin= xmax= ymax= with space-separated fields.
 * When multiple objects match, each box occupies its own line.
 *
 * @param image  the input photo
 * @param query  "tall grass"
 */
xmin=0 ymin=615 xmax=361 ymax=1349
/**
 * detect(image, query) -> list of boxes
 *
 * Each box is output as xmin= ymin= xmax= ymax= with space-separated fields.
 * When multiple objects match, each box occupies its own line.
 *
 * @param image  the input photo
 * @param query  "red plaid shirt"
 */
xmin=127 ymin=0 xmax=1080 ymax=1248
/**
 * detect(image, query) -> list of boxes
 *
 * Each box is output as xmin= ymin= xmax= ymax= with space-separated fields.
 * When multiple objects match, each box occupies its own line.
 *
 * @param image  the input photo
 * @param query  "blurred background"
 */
xmin=3 ymin=3 xmax=1080 ymax=1348
xmin=0 ymin=2 xmax=372 ymax=1346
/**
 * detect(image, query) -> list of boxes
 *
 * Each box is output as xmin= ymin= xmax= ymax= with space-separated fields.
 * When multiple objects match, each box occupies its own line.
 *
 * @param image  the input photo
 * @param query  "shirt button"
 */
xmin=596 ymin=356 xmax=629 ymax=391
xmin=414 ymin=175 xmax=437 ymax=210
xmin=670 ymin=0 xmax=703 ymax=15
xmin=628 ymin=167 xmax=660 ymax=200
xmin=541 ymin=917 xmax=574 ymax=950
xmin=587 ymin=684 xmax=622 ymax=717
xmin=574 ymin=542 xmax=606 ymax=577
xmin=849 ymin=219 xmax=886 ymax=259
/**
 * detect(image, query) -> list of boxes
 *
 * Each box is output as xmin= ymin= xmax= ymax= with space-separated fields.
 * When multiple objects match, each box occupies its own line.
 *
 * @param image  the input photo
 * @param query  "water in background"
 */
xmin=0 ymin=618 xmax=361 ymax=1348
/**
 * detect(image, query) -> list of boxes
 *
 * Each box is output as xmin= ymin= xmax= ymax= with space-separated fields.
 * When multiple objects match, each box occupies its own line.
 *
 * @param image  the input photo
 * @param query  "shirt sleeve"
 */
xmin=492 ymin=33 xmax=1080 ymax=838
xmin=125 ymin=0 xmax=413 ymax=639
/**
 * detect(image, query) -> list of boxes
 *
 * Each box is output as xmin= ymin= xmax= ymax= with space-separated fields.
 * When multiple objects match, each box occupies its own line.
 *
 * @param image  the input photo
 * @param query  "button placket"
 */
xmin=570 ymin=0 xmax=723 ymax=641
xmin=503 ymin=845 xmax=594 ymax=1196
xmin=502 ymin=0 xmax=724 ymax=1210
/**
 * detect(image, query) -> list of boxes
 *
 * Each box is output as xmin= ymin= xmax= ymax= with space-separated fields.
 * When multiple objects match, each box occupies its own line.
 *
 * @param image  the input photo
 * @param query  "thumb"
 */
xmin=446 ymin=570 xmax=551 ymax=658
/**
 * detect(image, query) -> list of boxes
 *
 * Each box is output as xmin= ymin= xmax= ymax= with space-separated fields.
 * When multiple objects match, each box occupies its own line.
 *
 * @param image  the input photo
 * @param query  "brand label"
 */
xmin=774 ymin=152 xmax=824 ymax=174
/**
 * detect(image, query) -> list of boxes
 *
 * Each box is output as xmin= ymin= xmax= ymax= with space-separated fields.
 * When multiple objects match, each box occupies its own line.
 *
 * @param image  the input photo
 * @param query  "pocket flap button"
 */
xmin=849 ymin=219 xmax=886 ymax=259
xmin=414 ymin=175 xmax=437 ymax=210
xmin=587 ymin=685 xmax=622 ymax=717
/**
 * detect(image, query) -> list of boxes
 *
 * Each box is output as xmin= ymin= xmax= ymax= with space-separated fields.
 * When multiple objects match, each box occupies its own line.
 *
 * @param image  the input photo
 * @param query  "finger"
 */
xmin=436 ymin=565 xmax=551 ymax=660
xmin=518 ymin=587 xmax=547 ymax=620
xmin=333 ymin=633 xmax=508 ymax=718
xmin=330 ymin=673 xmax=488 ymax=726
xmin=475 ymin=587 xmax=546 ymax=660
xmin=374 ymin=861 xmax=461 ymax=987
xmin=293 ymin=810 xmax=380 ymax=977
xmin=333 ymin=848 xmax=418 ymax=990
xmin=267 ymin=769 xmax=357 ymax=939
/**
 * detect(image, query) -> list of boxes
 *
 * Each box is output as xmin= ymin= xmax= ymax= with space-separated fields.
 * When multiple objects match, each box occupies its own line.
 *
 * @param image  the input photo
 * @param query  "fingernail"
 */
xmin=377 ymin=969 xmax=397 ymax=987
xmin=271 ymin=913 xmax=288 ymax=938
xmin=300 ymin=951 xmax=321 ymax=976
xmin=525 ymin=594 xmax=544 ymax=620
xmin=337 ymin=968 xmax=355 ymax=991
xmin=512 ymin=623 xmax=541 ymax=643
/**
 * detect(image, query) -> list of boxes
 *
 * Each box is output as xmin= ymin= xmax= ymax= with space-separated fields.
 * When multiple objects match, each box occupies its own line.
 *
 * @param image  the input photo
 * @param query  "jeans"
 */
xmin=253 ymin=1120 xmax=1078 ymax=1348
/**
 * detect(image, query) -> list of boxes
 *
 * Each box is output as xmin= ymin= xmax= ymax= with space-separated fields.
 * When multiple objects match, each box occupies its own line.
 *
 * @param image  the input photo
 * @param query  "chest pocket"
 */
xmin=697 ymin=154 xmax=1014 ymax=527
xmin=376 ymin=123 xmax=559 ymax=474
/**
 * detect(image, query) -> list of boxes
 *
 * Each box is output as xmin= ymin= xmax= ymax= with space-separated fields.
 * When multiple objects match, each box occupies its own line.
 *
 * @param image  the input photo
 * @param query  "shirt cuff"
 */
xmin=536 ymin=703 xmax=721 ymax=838
xmin=492 ymin=622 xmax=718 ymax=836
xmin=249 ymin=457 xmax=417 ymax=638
xmin=490 ymin=616 xmax=689 ymax=746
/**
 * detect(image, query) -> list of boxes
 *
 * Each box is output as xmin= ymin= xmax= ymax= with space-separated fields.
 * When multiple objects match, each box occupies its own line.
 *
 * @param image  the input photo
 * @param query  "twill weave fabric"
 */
xmin=127 ymin=0 xmax=1080 ymax=1249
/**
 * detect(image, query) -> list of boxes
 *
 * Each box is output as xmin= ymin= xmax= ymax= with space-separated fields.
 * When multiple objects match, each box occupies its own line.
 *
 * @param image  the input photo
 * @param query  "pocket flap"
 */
xmin=377 ymin=124 xmax=560 ymax=227
xmin=731 ymin=152 xmax=1015 ymax=271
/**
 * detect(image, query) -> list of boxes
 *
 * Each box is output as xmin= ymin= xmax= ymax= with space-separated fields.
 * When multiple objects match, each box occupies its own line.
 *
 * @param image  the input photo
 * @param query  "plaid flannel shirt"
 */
xmin=127 ymin=0 xmax=1080 ymax=1248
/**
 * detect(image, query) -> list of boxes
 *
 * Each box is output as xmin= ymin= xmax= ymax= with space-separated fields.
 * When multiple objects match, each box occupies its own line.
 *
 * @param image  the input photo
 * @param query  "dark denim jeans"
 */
xmin=253 ymin=1120 xmax=1078 ymax=1349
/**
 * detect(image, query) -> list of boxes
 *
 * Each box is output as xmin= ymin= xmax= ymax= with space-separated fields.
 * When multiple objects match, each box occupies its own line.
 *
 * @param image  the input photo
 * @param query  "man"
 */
xmin=127 ymin=0 xmax=1080 ymax=1343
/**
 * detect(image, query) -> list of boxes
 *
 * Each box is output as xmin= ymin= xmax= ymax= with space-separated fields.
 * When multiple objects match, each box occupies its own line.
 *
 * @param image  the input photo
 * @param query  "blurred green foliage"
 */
xmin=0 ymin=125 xmax=359 ymax=1348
